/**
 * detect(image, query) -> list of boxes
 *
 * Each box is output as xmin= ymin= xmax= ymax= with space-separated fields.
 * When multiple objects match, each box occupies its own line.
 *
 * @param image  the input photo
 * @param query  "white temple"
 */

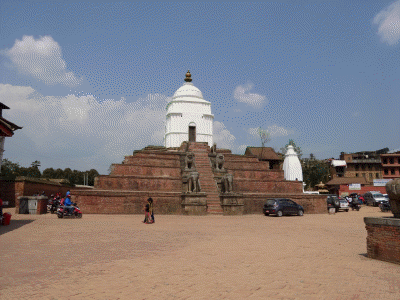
xmin=283 ymin=145 xmax=303 ymax=181
xmin=164 ymin=71 xmax=214 ymax=148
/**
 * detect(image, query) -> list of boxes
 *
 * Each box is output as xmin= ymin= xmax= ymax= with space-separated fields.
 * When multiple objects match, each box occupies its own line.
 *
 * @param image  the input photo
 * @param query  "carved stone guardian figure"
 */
xmin=185 ymin=152 xmax=195 ymax=171
xmin=385 ymin=178 xmax=400 ymax=218
xmin=187 ymin=171 xmax=201 ymax=193
xmin=214 ymin=154 xmax=225 ymax=171
xmin=222 ymin=173 xmax=233 ymax=193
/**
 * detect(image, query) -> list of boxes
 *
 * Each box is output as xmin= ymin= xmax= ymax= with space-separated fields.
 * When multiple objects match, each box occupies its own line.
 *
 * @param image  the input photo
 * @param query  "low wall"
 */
xmin=71 ymin=190 xmax=183 ymax=214
xmin=364 ymin=217 xmax=400 ymax=264
xmin=242 ymin=193 xmax=327 ymax=214
xmin=0 ymin=177 xmax=72 ymax=207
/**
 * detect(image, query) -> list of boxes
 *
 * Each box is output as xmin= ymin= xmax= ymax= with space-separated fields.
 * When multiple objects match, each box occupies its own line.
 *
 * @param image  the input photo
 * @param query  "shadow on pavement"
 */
xmin=0 ymin=219 xmax=35 ymax=236
xmin=359 ymin=253 xmax=368 ymax=258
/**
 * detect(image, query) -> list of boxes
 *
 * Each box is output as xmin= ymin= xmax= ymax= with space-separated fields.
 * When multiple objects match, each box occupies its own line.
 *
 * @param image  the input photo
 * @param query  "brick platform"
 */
xmin=71 ymin=142 xmax=326 ymax=215
xmin=364 ymin=217 xmax=400 ymax=264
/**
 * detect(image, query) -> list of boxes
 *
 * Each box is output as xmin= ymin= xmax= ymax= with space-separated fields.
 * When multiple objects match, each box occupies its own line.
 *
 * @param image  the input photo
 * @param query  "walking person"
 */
xmin=143 ymin=199 xmax=150 ymax=224
xmin=148 ymin=198 xmax=154 ymax=223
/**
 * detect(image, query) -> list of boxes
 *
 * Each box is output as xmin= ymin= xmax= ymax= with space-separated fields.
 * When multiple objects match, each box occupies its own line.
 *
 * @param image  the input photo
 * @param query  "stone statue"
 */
xmin=214 ymin=154 xmax=225 ymax=171
xmin=185 ymin=152 xmax=195 ymax=170
xmin=211 ymin=143 xmax=217 ymax=154
xmin=187 ymin=171 xmax=201 ymax=193
xmin=385 ymin=178 xmax=400 ymax=218
xmin=222 ymin=173 xmax=233 ymax=193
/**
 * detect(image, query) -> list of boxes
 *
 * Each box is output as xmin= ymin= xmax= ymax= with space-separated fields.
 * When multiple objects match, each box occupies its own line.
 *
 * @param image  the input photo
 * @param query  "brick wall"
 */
xmin=0 ymin=179 xmax=16 ymax=207
xmin=365 ymin=217 xmax=400 ymax=264
xmin=338 ymin=185 xmax=386 ymax=196
xmin=71 ymin=190 xmax=183 ymax=214
xmin=242 ymin=193 xmax=327 ymax=214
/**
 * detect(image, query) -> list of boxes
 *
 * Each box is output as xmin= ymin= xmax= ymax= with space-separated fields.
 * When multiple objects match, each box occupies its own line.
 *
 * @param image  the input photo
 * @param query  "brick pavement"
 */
xmin=0 ymin=207 xmax=399 ymax=299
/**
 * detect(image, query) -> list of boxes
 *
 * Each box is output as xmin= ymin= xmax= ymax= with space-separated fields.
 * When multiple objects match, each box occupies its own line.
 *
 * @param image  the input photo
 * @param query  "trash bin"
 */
xmin=2 ymin=213 xmax=11 ymax=225
xmin=28 ymin=199 xmax=37 ymax=215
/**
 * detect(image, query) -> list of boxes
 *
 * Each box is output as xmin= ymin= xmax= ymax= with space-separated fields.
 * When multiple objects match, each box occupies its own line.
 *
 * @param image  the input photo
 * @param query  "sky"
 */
xmin=0 ymin=1 xmax=399 ymax=175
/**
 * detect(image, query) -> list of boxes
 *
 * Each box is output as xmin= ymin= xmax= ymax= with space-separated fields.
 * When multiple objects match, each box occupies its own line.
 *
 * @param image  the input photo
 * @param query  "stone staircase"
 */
xmin=188 ymin=143 xmax=223 ymax=215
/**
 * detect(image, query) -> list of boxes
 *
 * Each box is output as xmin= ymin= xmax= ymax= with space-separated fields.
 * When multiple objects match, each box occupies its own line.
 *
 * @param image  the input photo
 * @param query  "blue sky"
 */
xmin=0 ymin=1 xmax=399 ymax=174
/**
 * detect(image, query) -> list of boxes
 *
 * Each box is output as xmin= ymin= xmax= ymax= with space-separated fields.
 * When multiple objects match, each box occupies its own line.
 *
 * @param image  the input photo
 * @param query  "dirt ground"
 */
xmin=0 ymin=206 xmax=399 ymax=300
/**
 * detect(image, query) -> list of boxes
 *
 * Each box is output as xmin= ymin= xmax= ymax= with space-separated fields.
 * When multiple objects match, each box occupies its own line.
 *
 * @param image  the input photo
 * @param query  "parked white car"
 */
xmin=338 ymin=199 xmax=349 ymax=212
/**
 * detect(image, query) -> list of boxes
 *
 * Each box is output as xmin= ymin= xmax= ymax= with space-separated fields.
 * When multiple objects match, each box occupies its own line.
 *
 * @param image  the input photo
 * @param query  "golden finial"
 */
xmin=184 ymin=70 xmax=192 ymax=82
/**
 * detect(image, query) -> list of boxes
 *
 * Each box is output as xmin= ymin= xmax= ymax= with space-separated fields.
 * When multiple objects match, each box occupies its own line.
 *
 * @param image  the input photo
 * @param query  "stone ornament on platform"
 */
xmin=214 ymin=154 xmax=225 ymax=171
xmin=185 ymin=152 xmax=195 ymax=171
xmin=187 ymin=171 xmax=201 ymax=193
xmin=221 ymin=173 xmax=234 ymax=193
xmin=385 ymin=178 xmax=400 ymax=218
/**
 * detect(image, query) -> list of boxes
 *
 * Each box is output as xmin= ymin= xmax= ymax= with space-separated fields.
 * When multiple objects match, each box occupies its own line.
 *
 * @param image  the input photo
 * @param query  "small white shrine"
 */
xmin=164 ymin=71 xmax=214 ymax=148
xmin=283 ymin=145 xmax=303 ymax=181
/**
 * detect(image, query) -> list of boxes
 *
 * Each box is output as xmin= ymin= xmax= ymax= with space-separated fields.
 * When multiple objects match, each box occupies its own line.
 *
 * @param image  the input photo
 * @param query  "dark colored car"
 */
xmin=263 ymin=198 xmax=304 ymax=217
xmin=326 ymin=194 xmax=341 ymax=212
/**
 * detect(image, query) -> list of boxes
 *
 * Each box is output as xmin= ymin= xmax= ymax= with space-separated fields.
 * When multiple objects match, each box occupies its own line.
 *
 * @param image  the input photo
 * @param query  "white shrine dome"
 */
xmin=173 ymin=82 xmax=204 ymax=100
xmin=283 ymin=145 xmax=303 ymax=181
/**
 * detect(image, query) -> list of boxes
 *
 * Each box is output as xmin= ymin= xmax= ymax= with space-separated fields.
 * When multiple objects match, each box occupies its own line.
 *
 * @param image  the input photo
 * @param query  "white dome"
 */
xmin=173 ymin=82 xmax=204 ymax=100
xmin=283 ymin=145 xmax=303 ymax=181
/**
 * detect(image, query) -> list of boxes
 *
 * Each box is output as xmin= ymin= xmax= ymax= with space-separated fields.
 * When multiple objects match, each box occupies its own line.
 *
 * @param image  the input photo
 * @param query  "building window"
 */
xmin=356 ymin=173 xmax=359 ymax=177
xmin=368 ymin=165 xmax=372 ymax=170
xmin=369 ymin=173 xmax=373 ymax=179
xmin=391 ymin=169 xmax=395 ymax=175
xmin=361 ymin=165 xmax=365 ymax=170
xmin=376 ymin=173 xmax=379 ymax=178
xmin=390 ymin=158 xmax=394 ymax=164
xmin=384 ymin=169 xmax=389 ymax=175
xmin=383 ymin=158 xmax=388 ymax=164
xmin=355 ymin=164 xmax=359 ymax=171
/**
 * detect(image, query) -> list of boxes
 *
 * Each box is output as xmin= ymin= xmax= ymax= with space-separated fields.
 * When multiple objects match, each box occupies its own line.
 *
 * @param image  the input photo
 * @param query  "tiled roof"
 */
xmin=245 ymin=147 xmax=281 ymax=160
xmin=325 ymin=177 xmax=368 ymax=186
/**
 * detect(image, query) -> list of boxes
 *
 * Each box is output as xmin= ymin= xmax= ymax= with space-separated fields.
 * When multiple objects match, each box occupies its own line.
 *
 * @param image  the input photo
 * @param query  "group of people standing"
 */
xmin=143 ymin=197 xmax=154 ymax=224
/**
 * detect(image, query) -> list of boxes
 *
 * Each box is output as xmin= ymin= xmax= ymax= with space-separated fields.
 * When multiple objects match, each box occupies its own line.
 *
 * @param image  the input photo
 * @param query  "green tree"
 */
xmin=87 ymin=169 xmax=99 ymax=186
xmin=1 ymin=159 xmax=21 ymax=178
xmin=301 ymin=154 xmax=330 ymax=190
xmin=42 ymin=167 xmax=56 ymax=178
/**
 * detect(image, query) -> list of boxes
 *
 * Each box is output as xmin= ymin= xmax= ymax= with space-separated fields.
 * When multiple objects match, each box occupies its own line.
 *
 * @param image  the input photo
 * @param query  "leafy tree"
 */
xmin=1 ymin=159 xmax=21 ymax=178
xmin=301 ymin=154 xmax=330 ymax=190
xmin=42 ymin=168 xmax=56 ymax=178
xmin=87 ymin=169 xmax=99 ymax=186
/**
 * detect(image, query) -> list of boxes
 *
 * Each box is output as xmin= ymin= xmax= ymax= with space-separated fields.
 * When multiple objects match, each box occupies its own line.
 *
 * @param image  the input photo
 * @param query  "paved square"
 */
xmin=0 ymin=206 xmax=399 ymax=299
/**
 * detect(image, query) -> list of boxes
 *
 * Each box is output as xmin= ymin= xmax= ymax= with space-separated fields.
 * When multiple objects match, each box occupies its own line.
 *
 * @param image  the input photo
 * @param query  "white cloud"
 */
xmin=248 ymin=125 xmax=294 ymax=138
xmin=233 ymin=83 xmax=266 ymax=108
xmin=1 ymin=35 xmax=82 ymax=86
xmin=213 ymin=121 xmax=236 ymax=149
xmin=373 ymin=1 xmax=400 ymax=45
xmin=0 ymin=84 xmax=169 ymax=173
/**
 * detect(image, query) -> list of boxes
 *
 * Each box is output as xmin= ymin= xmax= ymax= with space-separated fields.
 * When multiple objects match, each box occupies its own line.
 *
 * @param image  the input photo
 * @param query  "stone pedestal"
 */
xmin=181 ymin=192 xmax=207 ymax=215
xmin=220 ymin=193 xmax=244 ymax=215
xmin=364 ymin=217 xmax=400 ymax=264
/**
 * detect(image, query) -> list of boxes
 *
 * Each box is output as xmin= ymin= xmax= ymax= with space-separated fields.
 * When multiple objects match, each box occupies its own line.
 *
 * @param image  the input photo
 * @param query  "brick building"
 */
xmin=244 ymin=147 xmax=282 ymax=170
xmin=339 ymin=148 xmax=389 ymax=185
xmin=381 ymin=150 xmax=400 ymax=180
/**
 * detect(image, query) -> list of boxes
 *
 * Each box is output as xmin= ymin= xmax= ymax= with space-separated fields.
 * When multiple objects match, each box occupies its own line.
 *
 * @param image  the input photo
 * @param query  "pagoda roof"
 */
xmin=0 ymin=117 xmax=22 ymax=137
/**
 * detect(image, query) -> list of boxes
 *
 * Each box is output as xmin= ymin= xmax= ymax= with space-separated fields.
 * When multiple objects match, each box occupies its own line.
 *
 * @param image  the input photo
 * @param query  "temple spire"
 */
xmin=184 ymin=70 xmax=192 ymax=82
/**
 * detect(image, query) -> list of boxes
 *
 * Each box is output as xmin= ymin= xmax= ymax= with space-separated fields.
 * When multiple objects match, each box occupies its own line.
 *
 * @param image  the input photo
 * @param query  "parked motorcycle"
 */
xmin=48 ymin=198 xmax=60 ymax=214
xmin=57 ymin=203 xmax=82 ymax=218
xmin=379 ymin=201 xmax=391 ymax=212
xmin=350 ymin=201 xmax=360 ymax=211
